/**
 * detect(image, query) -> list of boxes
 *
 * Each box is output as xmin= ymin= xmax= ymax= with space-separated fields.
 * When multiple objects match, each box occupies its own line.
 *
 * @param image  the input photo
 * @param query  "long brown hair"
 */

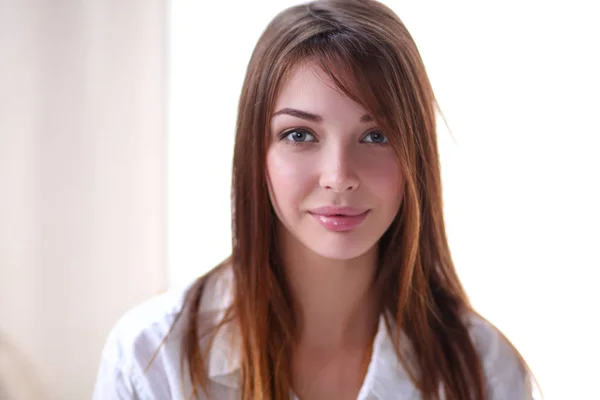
xmin=178 ymin=0 xmax=531 ymax=399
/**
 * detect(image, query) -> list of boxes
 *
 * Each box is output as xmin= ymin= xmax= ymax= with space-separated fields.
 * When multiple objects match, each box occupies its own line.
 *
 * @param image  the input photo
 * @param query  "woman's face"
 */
xmin=266 ymin=61 xmax=404 ymax=261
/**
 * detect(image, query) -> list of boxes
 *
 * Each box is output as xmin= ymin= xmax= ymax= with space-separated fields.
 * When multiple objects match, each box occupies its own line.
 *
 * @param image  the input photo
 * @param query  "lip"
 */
xmin=309 ymin=206 xmax=368 ymax=217
xmin=308 ymin=206 xmax=370 ymax=232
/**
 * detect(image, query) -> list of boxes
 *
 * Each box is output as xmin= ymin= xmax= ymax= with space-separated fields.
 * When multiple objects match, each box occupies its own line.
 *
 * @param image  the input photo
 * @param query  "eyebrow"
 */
xmin=272 ymin=108 xmax=373 ymax=123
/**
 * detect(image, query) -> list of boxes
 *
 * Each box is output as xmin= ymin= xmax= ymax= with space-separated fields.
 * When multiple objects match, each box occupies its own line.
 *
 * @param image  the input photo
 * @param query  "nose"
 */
xmin=318 ymin=143 xmax=359 ymax=192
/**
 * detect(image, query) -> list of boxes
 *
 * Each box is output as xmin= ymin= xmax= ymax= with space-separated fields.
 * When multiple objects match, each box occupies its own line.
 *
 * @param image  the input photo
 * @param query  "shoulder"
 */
xmin=99 ymin=264 xmax=234 ymax=365
xmin=93 ymin=265 xmax=234 ymax=399
xmin=464 ymin=312 xmax=534 ymax=400
xmin=98 ymin=283 xmax=188 ymax=371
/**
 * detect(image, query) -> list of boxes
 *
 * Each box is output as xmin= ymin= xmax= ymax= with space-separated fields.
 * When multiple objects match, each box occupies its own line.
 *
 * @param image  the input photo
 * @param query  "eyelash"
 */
xmin=279 ymin=128 xmax=389 ymax=147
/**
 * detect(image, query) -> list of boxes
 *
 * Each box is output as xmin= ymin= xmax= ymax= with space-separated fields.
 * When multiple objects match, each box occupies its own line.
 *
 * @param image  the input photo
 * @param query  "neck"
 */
xmin=278 ymin=228 xmax=380 ymax=351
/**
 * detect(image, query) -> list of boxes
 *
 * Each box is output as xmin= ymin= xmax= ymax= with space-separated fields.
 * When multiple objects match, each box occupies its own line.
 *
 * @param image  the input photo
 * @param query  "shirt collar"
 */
xmin=203 ymin=270 xmax=416 ymax=396
xmin=202 ymin=267 xmax=241 ymax=388
xmin=206 ymin=314 xmax=418 ymax=398
xmin=359 ymin=314 xmax=419 ymax=399
xmin=207 ymin=315 xmax=241 ymax=388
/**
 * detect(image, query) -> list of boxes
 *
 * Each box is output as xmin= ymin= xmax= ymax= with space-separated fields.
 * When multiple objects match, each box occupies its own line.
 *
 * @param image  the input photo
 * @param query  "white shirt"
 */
xmin=93 ymin=266 xmax=533 ymax=399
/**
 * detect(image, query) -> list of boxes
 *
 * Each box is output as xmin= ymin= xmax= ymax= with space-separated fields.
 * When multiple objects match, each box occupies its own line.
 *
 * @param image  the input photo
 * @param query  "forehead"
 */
xmin=273 ymin=61 xmax=368 ymax=118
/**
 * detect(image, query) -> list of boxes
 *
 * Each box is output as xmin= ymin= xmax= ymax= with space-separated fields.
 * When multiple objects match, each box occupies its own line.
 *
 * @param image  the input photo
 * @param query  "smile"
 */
xmin=308 ymin=206 xmax=370 ymax=232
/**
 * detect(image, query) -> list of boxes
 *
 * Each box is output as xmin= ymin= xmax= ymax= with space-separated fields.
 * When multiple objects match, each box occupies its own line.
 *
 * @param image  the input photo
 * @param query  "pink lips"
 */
xmin=309 ymin=206 xmax=369 ymax=232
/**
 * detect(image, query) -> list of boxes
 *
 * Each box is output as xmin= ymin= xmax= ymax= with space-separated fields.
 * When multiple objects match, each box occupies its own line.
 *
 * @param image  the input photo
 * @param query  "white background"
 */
xmin=168 ymin=1 xmax=600 ymax=398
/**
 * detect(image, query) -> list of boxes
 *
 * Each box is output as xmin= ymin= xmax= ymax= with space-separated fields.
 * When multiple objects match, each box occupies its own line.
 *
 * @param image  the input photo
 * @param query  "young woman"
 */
xmin=93 ymin=0 xmax=535 ymax=399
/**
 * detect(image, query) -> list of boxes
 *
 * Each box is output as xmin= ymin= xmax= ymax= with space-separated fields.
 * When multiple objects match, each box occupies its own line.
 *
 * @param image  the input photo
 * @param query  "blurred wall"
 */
xmin=0 ymin=1 xmax=167 ymax=399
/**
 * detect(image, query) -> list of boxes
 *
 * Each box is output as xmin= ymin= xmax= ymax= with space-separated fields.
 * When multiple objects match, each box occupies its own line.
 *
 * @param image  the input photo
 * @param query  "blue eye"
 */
xmin=283 ymin=129 xmax=316 ymax=143
xmin=362 ymin=130 xmax=388 ymax=144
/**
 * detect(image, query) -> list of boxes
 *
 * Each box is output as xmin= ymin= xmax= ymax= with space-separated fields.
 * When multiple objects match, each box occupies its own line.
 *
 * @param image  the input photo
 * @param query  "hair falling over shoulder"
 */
xmin=173 ymin=0 xmax=536 ymax=399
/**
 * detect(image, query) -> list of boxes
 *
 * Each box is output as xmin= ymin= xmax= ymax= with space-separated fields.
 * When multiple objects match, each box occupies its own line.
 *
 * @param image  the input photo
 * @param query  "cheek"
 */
xmin=360 ymin=153 xmax=404 ymax=204
xmin=266 ymin=148 xmax=315 ymax=211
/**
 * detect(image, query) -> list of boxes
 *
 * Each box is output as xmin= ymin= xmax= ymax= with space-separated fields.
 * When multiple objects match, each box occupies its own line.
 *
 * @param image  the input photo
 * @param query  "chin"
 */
xmin=302 ymin=234 xmax=378 ymax=261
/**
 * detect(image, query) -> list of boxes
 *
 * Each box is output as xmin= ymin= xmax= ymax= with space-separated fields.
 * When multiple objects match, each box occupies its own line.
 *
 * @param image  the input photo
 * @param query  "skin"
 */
xmin=266 ymin=61 xmax=405 ymax=399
